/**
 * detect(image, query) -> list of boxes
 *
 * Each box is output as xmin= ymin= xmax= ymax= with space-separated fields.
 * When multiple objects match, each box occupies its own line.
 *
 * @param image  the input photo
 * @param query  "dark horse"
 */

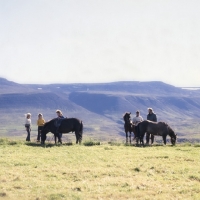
xmin=123 ymin=112 xmax=136 ymax=144
xmin=41 ymin=118 xmax=83 ymax=144
xmin=137 ymin=120 xmax=177 ymax=146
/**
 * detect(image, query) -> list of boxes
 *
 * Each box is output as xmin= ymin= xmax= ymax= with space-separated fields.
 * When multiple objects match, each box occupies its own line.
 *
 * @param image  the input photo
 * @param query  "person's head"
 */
xmin=26 ymin=113 xmax=31 ymax=118
xmin=148 ymin=108 xmax=153 ymax=114
xmin=136 ymin=111 xmax=140 ymax=117
xmin=56 ymin=110 xmax=62 ymax=117
xmin=38 ymin=113 xmax=43 ymax=119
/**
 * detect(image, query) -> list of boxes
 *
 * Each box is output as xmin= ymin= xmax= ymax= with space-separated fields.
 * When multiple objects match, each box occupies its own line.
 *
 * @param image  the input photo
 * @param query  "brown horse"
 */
xmin=137 ymin=120 xmax=177 ymax=146
xmin=123 ymin=112 xmax=136 ymax=144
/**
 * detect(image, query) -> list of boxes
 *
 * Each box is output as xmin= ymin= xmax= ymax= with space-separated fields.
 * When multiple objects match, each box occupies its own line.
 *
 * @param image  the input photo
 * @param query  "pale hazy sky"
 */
xmin=0 ymin=0 xmax=200 ymax=87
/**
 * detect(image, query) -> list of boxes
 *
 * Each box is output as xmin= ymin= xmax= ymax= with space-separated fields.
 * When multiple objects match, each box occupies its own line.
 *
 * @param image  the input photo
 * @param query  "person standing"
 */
xmin=147 ymin=108 xmax=157 ymax=122
xmin=25 ymin=113 xmax=31 ymax=141
xmin=37 ymin=113 xmax=45 ymax=142
xmin=56 ymin=110 xmax=65 ymax=139
xmin=132 ymin=111 xmax=143 ymax=139
xmin=146 ymin=108 xmax=157 ymax=144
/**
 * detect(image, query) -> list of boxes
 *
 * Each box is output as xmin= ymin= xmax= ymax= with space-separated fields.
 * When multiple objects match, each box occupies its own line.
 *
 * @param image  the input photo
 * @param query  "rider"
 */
xmin=132 ymin=111 xmax=143 ymax=139
xmin=56 ymin=110 xmax=65 ymax=139
xmin=146 ymin=108 xmax=157 ymax=144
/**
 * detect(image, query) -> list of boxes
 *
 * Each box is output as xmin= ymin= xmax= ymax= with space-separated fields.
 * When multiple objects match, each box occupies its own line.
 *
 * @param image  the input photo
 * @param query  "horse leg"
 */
xmin=129 ymin=132 xmax=131 ymax=144
xmin=146 ymin=133 xmax=150 ymax=144
xmin=140 ymin=136 xmax=144 ymax=147
xmin=126 ymin=132 xmax=128 ymax=144
xmin=57 ymin=134 xmax=62 ymax=144
xmin=54 ymin=134 xmax=57 ymax=144
xmin=163 ymin=135 xmax=167 ymax=145
xmin=151 ymin=134 xmax=155 ymax=144
xmin=78 ymin=133 xmax=82 ymax=144
xmin=75 ymin=131 xmax=79 ymax=144
xmin=136 ymin=137 xmax=139 ymax=146
xmin=59 ymin=133 xmax=62 ymax=144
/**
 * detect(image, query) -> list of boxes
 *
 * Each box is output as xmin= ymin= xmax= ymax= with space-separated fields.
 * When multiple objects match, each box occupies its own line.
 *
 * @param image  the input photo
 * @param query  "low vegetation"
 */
xmin=0 ymin=138 xmax=200 ymax=200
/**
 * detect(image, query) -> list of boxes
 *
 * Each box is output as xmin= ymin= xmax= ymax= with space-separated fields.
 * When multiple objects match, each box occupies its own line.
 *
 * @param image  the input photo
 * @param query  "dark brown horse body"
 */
xmin=123 ymin=112 xmax=135 ymax=144
xmin=41 ymin=118 xmax=83 ymax=144
xmin=138 ymin=120 xmax=177 ymax=146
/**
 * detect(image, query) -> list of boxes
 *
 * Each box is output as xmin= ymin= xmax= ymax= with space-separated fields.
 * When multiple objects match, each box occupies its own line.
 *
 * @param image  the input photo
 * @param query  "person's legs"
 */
xmin=146 ymin=133 xmax=150 ymax=144
xmin=135 ymin=125 xmax=139 ymax=138
xmin=26 ymin=126 xmax=30 ymax=141
xmin=37 ymin=126 xmax=42 ymax=142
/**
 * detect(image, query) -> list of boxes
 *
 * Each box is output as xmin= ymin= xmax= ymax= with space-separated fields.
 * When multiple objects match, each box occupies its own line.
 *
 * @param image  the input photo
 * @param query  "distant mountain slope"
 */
xmin=69 ymin=91 xmax=200 ymax=119
xmin=26 ymin=81 xmax=196 ymax=96
xmin=0 ymin=78 xmax=36 ymax=94
xmin=0 ymin=92 xmax=75 ymax=110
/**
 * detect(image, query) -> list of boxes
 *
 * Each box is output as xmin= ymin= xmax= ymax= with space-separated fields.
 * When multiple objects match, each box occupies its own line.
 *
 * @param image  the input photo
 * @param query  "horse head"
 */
xmin=123 ymin=112 xmax=131 ymax=124
xmin=168 ymin=127 xmax=177 ymax=145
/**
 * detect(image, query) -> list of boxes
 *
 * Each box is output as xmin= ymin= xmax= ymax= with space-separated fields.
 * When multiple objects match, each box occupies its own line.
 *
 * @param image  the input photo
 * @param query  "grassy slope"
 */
xmin=0 ymin=140 xmax=200 ymax=200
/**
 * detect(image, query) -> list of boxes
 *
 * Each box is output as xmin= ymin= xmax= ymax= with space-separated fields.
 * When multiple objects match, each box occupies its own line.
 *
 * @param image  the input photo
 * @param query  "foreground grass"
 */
xmin=0 ymin=140 xmax=200 ymax=200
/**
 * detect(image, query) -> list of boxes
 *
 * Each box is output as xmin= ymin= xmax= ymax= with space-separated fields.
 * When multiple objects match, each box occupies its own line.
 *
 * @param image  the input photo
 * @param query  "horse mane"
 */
xmin=123 ymin=113 xmax=126 ymax=121
xmin=160 ymin=122 xmax=175 ymax=136
xmin=158 ymin=121 xmax=175 ymax=134
xmin=158 ymin=121 xmax=168 ymax=126
xmin=44 ymin=118 xmax=57 ymax=127
xmin=123 ymin=112 xmax=131 ymax=121
xmin=167 ymin=124 xmax=173 ymax=131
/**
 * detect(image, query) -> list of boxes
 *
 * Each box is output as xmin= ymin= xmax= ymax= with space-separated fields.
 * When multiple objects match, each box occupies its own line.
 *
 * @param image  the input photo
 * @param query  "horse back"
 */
xmin=60 ymin=118 xmax=82 ymax=133
xmin=145 ymin=121 xmax=169 ymax=135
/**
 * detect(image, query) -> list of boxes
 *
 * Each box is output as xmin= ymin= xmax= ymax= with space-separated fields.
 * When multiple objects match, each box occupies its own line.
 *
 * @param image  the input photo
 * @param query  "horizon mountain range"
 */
xmin=0 ymin=77 xmax=200 ymax=142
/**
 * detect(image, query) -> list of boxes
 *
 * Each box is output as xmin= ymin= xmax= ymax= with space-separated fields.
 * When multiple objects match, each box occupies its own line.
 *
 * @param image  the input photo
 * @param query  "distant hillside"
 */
xmin=25 ymin=81 xmax=199 ymax=96
xmin=0 ymin=92 xmax=76 ymax=110
xmin=0 ymin=77 xmax=200 ymax=141
xmin=0 ymin=78 xmax=36 ymax=94
xmin=69 ymin=91 xmax=200 ymax=119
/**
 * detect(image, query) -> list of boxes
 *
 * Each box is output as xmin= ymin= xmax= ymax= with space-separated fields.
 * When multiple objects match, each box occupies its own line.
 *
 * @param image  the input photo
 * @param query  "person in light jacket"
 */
xmin=132 ymin=111 xmax=143 ymax=140
xmin=25 ymin=113 xmax=31 ymax=141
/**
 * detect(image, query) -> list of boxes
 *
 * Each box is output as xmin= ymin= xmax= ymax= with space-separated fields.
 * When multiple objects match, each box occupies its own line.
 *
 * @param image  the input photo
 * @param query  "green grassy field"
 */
xmin=0 ymin=139 xmax=200 ymax=200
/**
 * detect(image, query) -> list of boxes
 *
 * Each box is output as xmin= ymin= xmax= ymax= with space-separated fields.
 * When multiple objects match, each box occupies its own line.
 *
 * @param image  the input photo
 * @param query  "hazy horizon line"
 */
xmin=2 ymin=76 xmax=200 ymax=88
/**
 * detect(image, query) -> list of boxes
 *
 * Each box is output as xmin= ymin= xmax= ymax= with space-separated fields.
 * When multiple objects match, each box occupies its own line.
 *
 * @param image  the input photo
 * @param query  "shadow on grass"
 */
xmin=123 ymin=143 xmax=173 ymax=148
xmin=25 ymin=141 xmax=74 ymax=148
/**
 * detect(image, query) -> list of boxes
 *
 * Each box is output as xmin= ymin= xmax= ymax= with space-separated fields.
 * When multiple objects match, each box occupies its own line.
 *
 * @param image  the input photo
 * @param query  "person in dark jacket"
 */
xmin=146 ymin=108 xmax=157 ymax=144
xmin=147 ymin=108 xmax=157 ymax=122
xmin=56 ymin=110 xmax=65 ymax=138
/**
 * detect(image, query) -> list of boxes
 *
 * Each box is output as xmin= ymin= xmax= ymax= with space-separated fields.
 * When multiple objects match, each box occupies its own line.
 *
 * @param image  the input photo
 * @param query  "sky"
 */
xmin=0 ymin=0 xmax=200 ymax=87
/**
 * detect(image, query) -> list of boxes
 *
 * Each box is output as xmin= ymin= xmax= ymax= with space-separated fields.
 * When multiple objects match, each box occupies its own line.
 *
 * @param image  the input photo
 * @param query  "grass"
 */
xmin=0 ymin=138 xmax=200 ymax=200
xmin=83 ymin=140 xmax=101 ymax=146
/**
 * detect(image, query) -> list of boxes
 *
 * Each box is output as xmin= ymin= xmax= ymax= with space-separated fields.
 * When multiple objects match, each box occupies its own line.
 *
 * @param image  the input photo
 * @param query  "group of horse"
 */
xmin=39 ymin=112 xmax=177 ymax=146
xmin=123 ymin=112 xmax=177 ymax=146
